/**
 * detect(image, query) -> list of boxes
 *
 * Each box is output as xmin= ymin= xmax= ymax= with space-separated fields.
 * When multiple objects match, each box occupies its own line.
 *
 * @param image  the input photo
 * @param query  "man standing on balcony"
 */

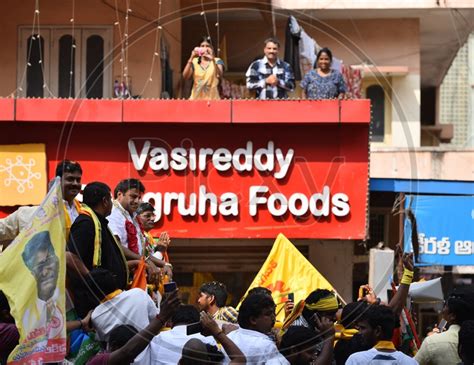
xmin=246 ymin=38 xmax=295 ymax=100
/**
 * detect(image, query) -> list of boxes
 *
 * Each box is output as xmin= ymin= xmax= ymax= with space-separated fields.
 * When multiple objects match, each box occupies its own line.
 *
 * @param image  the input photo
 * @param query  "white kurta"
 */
xmin=148 ymin=325 xmax=217 ymax=365
xmin=91 ymin=288 xmax=158 ymax=342
xmin=224 ymin=328 xmax=289 ymax=365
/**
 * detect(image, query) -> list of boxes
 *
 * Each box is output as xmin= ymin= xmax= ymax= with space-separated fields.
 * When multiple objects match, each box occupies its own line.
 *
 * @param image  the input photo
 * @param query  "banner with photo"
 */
xmin=0 ymin=178 xmax=66 ymax=364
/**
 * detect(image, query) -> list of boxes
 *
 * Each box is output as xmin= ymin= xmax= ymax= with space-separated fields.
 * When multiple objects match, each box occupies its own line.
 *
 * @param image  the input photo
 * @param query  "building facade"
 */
xmin=0 ymin=0 xmax=473 ymax=305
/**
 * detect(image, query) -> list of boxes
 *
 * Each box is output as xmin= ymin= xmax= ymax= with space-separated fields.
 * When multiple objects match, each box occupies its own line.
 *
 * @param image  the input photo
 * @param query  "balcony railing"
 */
xmin=0 ymin=98 xmax=370 ymax=124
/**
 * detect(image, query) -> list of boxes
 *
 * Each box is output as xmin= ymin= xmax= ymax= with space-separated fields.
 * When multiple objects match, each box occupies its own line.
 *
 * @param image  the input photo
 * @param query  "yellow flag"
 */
xmin=243 ymin=233 xmax=335 ymax=321
xmin=0 ymin=178 xmax=67 ymax=364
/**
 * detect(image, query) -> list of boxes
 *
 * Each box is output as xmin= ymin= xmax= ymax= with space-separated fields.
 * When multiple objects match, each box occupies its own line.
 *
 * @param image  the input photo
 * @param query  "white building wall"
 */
xmin=440 ymin=33 xmax=473 ymax=147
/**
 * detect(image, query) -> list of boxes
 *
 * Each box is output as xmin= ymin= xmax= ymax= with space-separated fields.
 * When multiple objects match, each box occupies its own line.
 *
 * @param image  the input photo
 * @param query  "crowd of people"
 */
xmin=1 ymin=159 xmax=474 ymax=365
xmin=183 ymin=37 xmax=346 ymax=101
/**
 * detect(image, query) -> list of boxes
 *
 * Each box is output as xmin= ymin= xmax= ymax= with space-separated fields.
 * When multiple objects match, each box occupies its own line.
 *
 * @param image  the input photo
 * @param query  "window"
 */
xmin=18 ymin=27 xmax=112 ymax=98
xmin=368 ymin=211 xmax=387 ymax=248
xmin=58 ymin=35 xmax=76 ymax=98
xmin=85 ymin=35 xmax=104 ymax=98
xmin=160 ymin=36 xmax=173 ymax=99
xmin=26 ymin=35 xmax=45 ymax=98
xmin=367 ymin=85 xmax=385 ymax=142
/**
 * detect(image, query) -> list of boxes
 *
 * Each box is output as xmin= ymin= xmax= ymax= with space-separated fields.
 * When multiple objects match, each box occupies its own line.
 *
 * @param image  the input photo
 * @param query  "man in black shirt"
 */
xmin=66 ymin=182 xmax=128 ymax=317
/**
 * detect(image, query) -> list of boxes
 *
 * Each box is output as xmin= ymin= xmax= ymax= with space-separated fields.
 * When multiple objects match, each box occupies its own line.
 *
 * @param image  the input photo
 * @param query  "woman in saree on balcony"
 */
xmin=182 ymin=37 xmax=225 ymax=100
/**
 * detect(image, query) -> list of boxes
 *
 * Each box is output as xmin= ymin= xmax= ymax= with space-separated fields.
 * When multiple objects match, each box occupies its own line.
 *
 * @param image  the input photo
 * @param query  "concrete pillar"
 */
xmin=391 ymin=73 xmax=421 ymax=147
xmin=307 ymin=240 xmax=354 ymax=303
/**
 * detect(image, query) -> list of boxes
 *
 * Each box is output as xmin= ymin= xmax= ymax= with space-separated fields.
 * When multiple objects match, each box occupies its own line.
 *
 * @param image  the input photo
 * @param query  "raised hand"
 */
xmin=200 ymin=311 xmax=221 ymax=337
xmin=312 ymin=313 xmax=335 ymax=337
xmin=402 ymin=252 xmax=414 ymax=271
xmin=159 ymin=289 xmax=180 ymax=321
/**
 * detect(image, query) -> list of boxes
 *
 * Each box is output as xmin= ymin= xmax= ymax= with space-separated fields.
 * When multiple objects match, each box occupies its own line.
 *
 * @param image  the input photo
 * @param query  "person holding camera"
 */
xmin=182 ymin=36 xmax=224 ymax=100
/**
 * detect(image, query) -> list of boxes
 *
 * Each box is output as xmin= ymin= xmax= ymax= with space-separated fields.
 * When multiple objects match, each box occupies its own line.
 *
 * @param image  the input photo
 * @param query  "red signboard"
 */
xmin=0 ymin=99 xmax=369 ymax=239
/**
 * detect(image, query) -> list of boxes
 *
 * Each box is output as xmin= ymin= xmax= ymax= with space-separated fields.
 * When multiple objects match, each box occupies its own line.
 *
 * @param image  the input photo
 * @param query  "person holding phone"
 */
xmin=415 ymin=287 xmax=474 ymax=365
xmin=284 ymin=293 xmax=295 ymax=319
xmin=182 ymin=36 xmax=225 ymax=100
xmin=287 ymin=289 xmax=338 ymax=361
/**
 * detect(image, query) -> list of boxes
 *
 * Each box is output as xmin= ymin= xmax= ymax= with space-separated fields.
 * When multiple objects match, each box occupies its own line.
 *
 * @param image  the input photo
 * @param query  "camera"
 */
xmin=194 ymin=47 xmax=207 ymax=57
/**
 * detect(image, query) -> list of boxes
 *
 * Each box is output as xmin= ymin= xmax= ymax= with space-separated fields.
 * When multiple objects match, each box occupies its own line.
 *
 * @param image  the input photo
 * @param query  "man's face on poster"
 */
xmin=31 ymin=249 xmax=59 ymax=301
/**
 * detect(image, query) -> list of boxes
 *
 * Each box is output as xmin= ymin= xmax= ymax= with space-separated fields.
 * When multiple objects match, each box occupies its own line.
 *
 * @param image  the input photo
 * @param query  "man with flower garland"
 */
xmin=107 ymin=179 xmax=168 ymax=283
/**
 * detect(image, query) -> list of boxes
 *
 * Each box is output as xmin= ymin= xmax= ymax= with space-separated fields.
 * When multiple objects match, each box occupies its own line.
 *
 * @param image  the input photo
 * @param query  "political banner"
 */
xmin=0 ymin=178 xmax=66 ymax=364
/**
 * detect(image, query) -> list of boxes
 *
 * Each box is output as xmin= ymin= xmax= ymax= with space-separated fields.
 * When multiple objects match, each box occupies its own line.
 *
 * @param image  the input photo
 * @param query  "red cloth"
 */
xmin=341 ymin=65 xmax=362 ymax=99
xmin=87 ymin=352 xmax=111 ymax=365
xmin=125 ymin=220 xmax=139 ymax=254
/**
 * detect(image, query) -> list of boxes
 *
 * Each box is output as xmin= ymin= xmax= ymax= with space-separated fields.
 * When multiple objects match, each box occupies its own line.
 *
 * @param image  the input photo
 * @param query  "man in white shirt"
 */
xmin=150 ymin=304 xmax=217 ymax=364
xmin=87 ymin=268 xmax=158 ymax=342
xmin=346 ymin=305 xmax=417 ymax=365
xmin=225 ymin=293 xmax=289 ymax=365
xmin=107 ymin=179 xmax=164 ymax=283
xmin=107 ymin=178 xmax=146 ymax=256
